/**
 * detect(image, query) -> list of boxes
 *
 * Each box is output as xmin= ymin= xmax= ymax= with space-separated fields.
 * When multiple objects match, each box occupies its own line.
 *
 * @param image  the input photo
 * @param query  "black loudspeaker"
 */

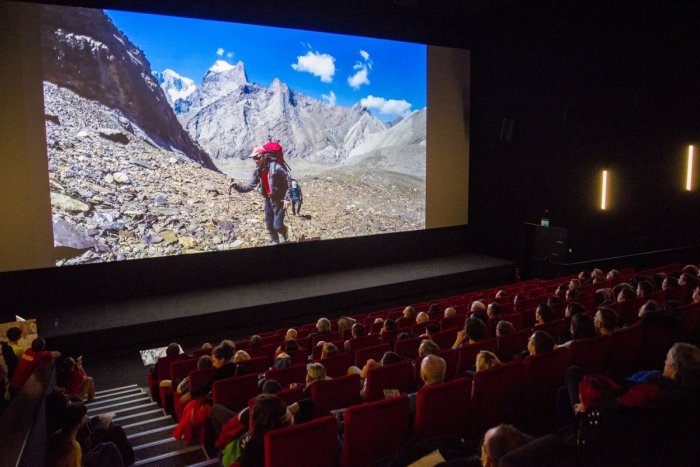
xmin=499 ymin=117 xmax=517 ymax=142
xmin=527 ymin=223 xmax=568 ymax=263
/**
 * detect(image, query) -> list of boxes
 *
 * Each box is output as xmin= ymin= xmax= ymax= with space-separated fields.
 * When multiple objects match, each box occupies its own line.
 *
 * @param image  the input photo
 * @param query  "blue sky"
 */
xmin=105 ymin=9 xmax=426 ymax=121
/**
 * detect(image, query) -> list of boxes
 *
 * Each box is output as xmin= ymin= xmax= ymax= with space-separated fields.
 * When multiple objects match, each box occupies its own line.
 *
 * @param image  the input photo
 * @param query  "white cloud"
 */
xmin=360 ymin=95 xmax=412 ymax=118
xmin=322 ymin=90 xmax=336 ymax=107
xmin=226 ymin=52 xmax=234 ymax=59
xmin=291 ymin=51 xmax=336 ymax=83
xmin=347 ymin=50 xmax=373 ymax=90
xmin=347 ymin=68 xmax=370 ymax=90
xmin=216 ymin=47 xmax=224 ymax=56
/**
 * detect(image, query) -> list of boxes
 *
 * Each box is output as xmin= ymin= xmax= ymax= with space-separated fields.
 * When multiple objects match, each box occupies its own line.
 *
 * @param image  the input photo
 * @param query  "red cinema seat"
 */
xmin=283 ymin=348 xmax=309 ymax=366
xmin=341 ymin=395 xmax=410 ymax=467
xmin=414 ymin=376 xmax=472 ymax=441
xmin=364 ymin=360 xmax=415 ymax=402
xmin=533 ymin=319 xmax=567 ymax=339
xmin=265 ymin=416 xmax=338 ymax=467
xmin=353 ymin=343 xmax=391 ymax=367
xmin=247 ymin=344 xmax=276 ymax=359
xmin=147 ymin=353 xmax=188 ymax=404
xmin=160 ymin=357 xmax=198 ymax=415
xmin=502 ymin=313 xmax=525 ymax=330
xmin=309 ymin=373 xmax=362 ymax=417
xmin=347 ymin=334 xmax=381 ymax=356
xmin=455 ymin=339 xmax=497 ymax=377
xmin=240 ymin=355 xmax=273 ymax=376
xmin=523 ymin=348 xmax=568 ymax=417
xmin=604 ymin=324 xmax=644 ymax=379
xmin=311 ymin=331 xmax=341 ymax=347
xmin=174 ymin=367 xmax=215 ymax=419
xmin=470 ymin=360 xmax=527 ymax=438
xmin=566 ymin=335 xmax=612 ymax=375
xmin=264 ymin=363 xmax=307 ymax=388
xmin=521 ymin=308 xmax=537 ymax=329
xmin=432 ymin=328 xmax=458 ymax=350
xmin=318 ymin=352 xmax=352 ymax=378
xmin=213 ymin=374 xmax=259 ymax=413
xmin=393 ymin=336 xmax=422 ymax=359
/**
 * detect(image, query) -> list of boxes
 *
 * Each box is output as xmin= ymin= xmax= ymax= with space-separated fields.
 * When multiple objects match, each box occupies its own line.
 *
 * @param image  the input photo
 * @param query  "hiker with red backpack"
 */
xmin=229 ymin=141 xmax=293 ymax=244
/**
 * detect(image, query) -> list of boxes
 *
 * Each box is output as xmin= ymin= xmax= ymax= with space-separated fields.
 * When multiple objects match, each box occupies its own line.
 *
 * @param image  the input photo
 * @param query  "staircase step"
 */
xmin=114 ymin=408 xmax=163 ymax=424
xmin=87 ymin=397 xmax=153 ymax=415
xmin=187 ymin=459 xmax=220 ymax=467
xmin=89 ymin=387 xmax=143 ymax=402
xmin=94 ymin=384 xmax=139 ymax=396
xmin=133 ymin=436 xmax=191 ymax=459
xmin=87 ymin=392 xmax=149 ymax=409
xmin=133 ymin=445 xmax=207 ymax=466
xmin=123 ymin=415 xmax=173 ymax=436
xmin=127 ymin=424 xmax=177 ymax=445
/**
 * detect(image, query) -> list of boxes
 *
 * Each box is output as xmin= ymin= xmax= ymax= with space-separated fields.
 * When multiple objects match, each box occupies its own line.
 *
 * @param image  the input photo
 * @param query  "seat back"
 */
xmin=393 ymin=336 xmax=423 ymax=359
xmin=318 ymin=352 xmax=352 ymax=378
xmin=241 ymin=355 xmax=273 ymax=375
xmin=523 ymin=348 xmax=568 ymax=414
xmin=310 ymin=373 xmax=362 ymax=417
xmin=455 ymin=339 xmax=498 ymax=376
xmin=354 ymin=343 xmax=391 ymax=367
xmin=347 ymin=334 xmax=381 ymax=356
xmin=676 ymin=303 xmax=700 ymax=341
xmin=285 ymin=348 xmax=310 ymax=366
xmin=212 ymin=374 xmax=259 ymax=412
xmin=533 ymin=319 xmax=567 ymax=339
xmin=247 ymin=344 xmax=276 ymax=359
xmin=170 ymin=357 xmax=199 ymax=384
xmin=341 ymin=395 xmax=410 ymax=467
xmin=414 ymin=376 xmax=472 ymax=440
xmin=604 ymin=324 xmax=644 ymax=379
xmin=264 ymin=363 xmax=308 ymax=387
xmin=502 ymin=313 xmax=525 ymax=330
xmin=566 ymin=335 xmax=612 ymax=374
xmin=432 ymin=328 xmax=458 ymax=349
xmin=265 ymin=416 xmax=338 ymax=467
xmin=471 ymin=360 xmax=527 ymax=437
xmin=364 ymin=360 xmax=415 ymax=402
xmin=311 ymin=331 xmax=341 ymax=347
xmin=156 ymin=353 xmax=188 ymax=382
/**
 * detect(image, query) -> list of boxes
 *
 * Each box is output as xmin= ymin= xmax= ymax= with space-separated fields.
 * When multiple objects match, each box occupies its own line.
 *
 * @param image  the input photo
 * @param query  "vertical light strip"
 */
xmin=601 ymin=170 xmax=608 ymax=210
xmin=687 ymin=145 xmax=695 ymax=191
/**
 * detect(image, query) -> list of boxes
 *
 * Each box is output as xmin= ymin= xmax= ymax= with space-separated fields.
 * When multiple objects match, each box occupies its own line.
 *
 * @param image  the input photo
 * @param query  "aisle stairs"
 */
xmin=85 ymin=384 xmax=218 ymax=467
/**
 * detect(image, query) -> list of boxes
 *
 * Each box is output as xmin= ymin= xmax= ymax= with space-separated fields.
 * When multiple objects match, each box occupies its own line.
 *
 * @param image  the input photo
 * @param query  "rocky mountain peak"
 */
xmin=203 ymin=60 xmax=248 ymax=87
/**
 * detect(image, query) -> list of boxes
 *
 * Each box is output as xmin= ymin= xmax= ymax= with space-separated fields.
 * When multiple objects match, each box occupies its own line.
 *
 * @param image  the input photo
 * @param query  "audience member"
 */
xmin=527 ymin=330 xmax=555 ymax=357
xmin=481 ymin=424 xmax=530 ymax=467
xmin=10 ymin=337 xmax=60 ymax=395
xmin=238 ymin=394 xmax=289 ymax=467
xmin=248 ymin=335 xmax=262 ymax=349
xmin=487 ymin=302 xmax=502 ymax=320
xmin=58 ymin=356 xmax=96 ymax=402
xmin=535 ymin=304 xmax=555 ymax=325
xmin=181 ymin=342 xmax=243 ymax=404
xmin=637 ymin=280 xmax=655 ymax=299
xmin=415 ymin=311 xmax=429 ymax=325
xmin=452 ymin=317 xmax=486 ymax=349
xmin=320 ymin=342 xmax=338 ymax=360
xmin=176 ymin=355 xmax=212 ymax=396
xmin=496 ymin=320 xmax=514 ymax=337
xmin=444 ymin=307 xmax=457 ymax=320
xmin=418 ymin=339 xmax=440 ymax=358
xmin=558 ymin=314 xmax=596 ymax=348
xmin=234 ymin=350 xmax=251 ymax=364
xmin=594 ymin=307 xmax=617 ymax=335
xmin=420 ymin=354 xmax=446 ymax=386
xmin=476 ymin=350 xmax=502 ymax=372
xmin=336 ymin=316 xmax=356 ymax=336
xmin=403 ymin=306 xmax=416 ymax=319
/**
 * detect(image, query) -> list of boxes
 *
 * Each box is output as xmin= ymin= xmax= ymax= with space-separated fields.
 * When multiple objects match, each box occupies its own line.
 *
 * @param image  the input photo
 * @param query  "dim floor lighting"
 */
xmin=687 ymin=145 xmax=695 ymax=191
xmin=600 ymin=170 xmax=608 ymax=210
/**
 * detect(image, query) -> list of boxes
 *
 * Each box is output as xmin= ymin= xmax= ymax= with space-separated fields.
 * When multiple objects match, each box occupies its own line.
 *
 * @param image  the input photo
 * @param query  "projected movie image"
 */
xmin=40 ymin=5 xmax=427 ymax=266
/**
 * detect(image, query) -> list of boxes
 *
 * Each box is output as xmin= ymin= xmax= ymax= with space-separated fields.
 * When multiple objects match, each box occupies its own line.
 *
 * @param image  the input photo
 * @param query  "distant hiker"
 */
xmin=230 ymin=142 xmax=292 ymax=244
xmin=290 ymin=180 xmax=303 ymax=215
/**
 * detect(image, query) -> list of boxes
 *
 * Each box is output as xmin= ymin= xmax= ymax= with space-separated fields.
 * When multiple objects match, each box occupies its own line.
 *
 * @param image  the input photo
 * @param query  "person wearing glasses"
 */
xmin=230 ymin=141 xmax=292 ymax=244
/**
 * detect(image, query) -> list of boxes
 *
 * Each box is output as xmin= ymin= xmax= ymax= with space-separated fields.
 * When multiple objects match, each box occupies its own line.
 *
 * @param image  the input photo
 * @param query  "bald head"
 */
xmin=420 ymin=354 xmax=446 ymax=386
xmin=482 ymin=424 xmax=529 ymax=467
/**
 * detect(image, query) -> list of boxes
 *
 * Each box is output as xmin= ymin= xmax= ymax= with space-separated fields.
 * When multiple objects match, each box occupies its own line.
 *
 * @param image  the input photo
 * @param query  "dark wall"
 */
xmin=466 ymin=1 xmax=700 ymax=262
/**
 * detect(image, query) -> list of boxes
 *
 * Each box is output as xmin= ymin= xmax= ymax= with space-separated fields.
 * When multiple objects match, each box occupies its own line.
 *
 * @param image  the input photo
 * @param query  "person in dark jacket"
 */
xmin=289 ymin=179 xmax=303 ymax=215
xmin=230 ymin=141 xmax=292 ymax=244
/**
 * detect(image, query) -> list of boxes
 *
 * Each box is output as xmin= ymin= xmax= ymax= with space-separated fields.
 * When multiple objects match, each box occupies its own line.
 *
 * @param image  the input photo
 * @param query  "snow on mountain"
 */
xmin=152 ymin=69 xmax=197 ymax=106
xmin=176 ymin=60 xmax=388 ymax=164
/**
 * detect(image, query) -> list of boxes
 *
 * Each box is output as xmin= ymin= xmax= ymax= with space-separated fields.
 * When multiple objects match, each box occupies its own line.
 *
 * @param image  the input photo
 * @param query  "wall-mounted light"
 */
xmin=600 ymin=169 xmax=608 ymax=210
xmin=687 ymin=145 xmax=695 ymax=191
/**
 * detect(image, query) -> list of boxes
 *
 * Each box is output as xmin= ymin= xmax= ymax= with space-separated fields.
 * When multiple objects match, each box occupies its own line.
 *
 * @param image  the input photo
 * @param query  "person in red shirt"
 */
xmin=229 ymin=142 xmax=292 ymax=245
xmin=10 ymin=337 xmax=60 ymax=396
xmin=58 ymin=356 xmax=96 ymax=401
